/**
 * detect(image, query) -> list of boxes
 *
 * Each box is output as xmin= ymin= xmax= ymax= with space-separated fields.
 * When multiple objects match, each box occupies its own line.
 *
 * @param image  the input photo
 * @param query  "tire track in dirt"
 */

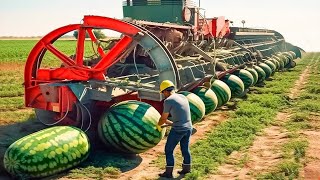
xmin=209 ymin=67 xmax=310 ymax=180
xmin=299 ymin=58 xmax=320 ymax=179
xmin=118 ymin=112 xmax=229 ymax=180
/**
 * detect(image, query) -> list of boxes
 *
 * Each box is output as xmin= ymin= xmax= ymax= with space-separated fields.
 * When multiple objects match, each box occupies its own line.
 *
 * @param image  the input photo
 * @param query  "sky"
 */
xmin=0 ymin=0 xmax=319 ymax=52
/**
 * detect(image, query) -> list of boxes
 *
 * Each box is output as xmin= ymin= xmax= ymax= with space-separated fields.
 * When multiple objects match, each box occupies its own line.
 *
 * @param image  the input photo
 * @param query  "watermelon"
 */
xmin=98 ymin=100 xmax=165 ymax=154
xmin=273 ymin=56 xmax=285 ymax=70
xmin=253 ymin=65 xmax=266 ymax=84
xmin=269 ymin=58 xmax=280 ymax=71
xmin=192 ymin=86 xmax=218 ymax=115
xmin=233 ymin=69 xmax=254 ymax=89
xmin=221 ymin=74 xmax=245 ymax=97
xmin=258 ymin=63 xmax=272 ymax=79
xmin=178 ymin=91 xmax=205 ymax=122
xmin=210 ymin=79 xmax=231 ymax=107
xmin=3 ymin=126 xmax=90 ymax=178
xmin=246 ymin=68 xmax=258 ymax=85
xmin=289 ymin=51 xmax=296 ymax=59
xmin=264 ymin=60 xmax=276 ymax=75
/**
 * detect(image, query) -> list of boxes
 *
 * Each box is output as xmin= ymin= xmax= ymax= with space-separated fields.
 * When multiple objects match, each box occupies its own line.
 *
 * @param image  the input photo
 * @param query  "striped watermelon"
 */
xmin=288 ymin=51 xmax=296 ymax=59
xmin=282 ymin=52 xmax=294 ymax=61
xmin=258 ymin=63 xmax=272 ymax=79
xmin=221 ymin=74 xmax=245 ymax=97
xmin=264 ymin=60 xmax=276 ymax=75
xmin=233 ymin=69 xmax=254 ymax=89
xmin=210 ymin=79 xmax=231 ymax=107
xmin=3 ymin=126 xmax=90 ymax=178
xmin=245 ymin=68 xmax=258 ymax=85
xmin=178 ymin=91 xmax=205 ymax=122
xmin=269 ymin=58 xmax=280 ymax=71
xmin=273 ymin=56 xmax=285 ymax=70
xmin=253 ymin=65 xmax=266 ymax=84
xmin=192 ymin=86 xmax=218 ymax=115
xmin=98 ymin=100 xmax=165 ymax=154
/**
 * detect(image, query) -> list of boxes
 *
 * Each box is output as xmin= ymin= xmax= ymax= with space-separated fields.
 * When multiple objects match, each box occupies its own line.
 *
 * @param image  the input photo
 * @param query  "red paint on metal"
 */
xmin=76 ymin=27 xmax=86 ymax=66
xmin=87 ymin=28 xmax=105 ymax=57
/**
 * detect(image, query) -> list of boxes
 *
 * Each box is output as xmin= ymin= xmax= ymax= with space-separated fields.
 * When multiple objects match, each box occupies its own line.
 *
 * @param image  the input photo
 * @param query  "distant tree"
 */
xmin=73 ymin=30 xmax=106 ymax=39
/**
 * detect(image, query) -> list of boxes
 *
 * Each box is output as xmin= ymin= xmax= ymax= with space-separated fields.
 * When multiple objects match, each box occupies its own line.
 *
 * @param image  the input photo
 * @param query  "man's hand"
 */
xmin=156 ymin=125 xmax=162 ymax=132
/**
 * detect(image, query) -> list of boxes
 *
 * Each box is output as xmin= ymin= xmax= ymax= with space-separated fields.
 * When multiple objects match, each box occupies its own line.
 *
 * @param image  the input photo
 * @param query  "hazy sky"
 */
xmin=0 ymin=0 xmax=319 ymax=51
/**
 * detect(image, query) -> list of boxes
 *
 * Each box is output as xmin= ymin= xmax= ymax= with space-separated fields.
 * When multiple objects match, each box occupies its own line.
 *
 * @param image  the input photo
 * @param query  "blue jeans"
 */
xmin=165 ymin=128 xmax=192 ymax=167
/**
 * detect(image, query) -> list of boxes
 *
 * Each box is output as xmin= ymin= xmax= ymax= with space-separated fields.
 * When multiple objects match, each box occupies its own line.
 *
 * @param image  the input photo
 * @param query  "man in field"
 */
xmin=157 ymin=80 xmax=192 ymax=178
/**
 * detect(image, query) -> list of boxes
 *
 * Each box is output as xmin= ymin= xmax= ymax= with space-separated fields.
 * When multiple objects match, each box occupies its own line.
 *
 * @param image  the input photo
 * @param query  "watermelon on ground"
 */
xmin=221 ymin=74 xmax=245 ymax=97
xmin=3 ymin=126 xmax=90 ymax=179
xmin=209 ymin=79 xmax=231 ymax=107
xmin=178 ymin=91 xmax=205 ymax=122
xmin=192 ymin=86 xmax=218 ymax=115
xmin=98 ymin=100 xmax=165 ymax=154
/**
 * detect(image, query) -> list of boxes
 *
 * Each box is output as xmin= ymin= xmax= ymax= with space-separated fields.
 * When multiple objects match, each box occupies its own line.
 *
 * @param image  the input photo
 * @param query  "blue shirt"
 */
xmin=163 ymin=93 xmax=192 ymax=131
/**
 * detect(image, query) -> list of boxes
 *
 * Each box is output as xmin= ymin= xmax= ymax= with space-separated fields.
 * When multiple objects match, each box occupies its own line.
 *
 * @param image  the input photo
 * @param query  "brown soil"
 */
xmin=208 ymin=67 xmax=311 ymax=179
xmin=117 ymin=112 xmax=229 ymax=180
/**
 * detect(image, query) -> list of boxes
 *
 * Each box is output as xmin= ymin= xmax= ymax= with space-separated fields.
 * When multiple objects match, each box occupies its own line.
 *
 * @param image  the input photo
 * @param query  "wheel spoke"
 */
xmin=45 ymin=43 xmax=75 ymax=66
xmin=93 ymin=35 xmax=133 ymax=70
xmin=87 ymin=28 xmax=105 ymax=57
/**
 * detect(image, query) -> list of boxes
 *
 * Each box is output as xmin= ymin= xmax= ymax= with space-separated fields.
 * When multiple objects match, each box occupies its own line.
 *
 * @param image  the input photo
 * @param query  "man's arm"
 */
xmin=158 ymin=112 xmax=169 ymax=126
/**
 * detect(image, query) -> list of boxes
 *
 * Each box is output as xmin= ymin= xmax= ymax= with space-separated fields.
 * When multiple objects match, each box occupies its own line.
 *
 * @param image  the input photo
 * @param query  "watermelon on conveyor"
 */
xmin=253 ymin=65 xmax=266 ymax=84
xmin=98 ymin=100 xmax=165 ymax=154
xmin=264 ymin=60 xmax=276 ymax=75
xmin=3 ymin=126 xmax=90 ymax=178
xmin=246 ymin=68 xmax=258 ymax=85
xmin=209 ymin=79 xmax=231 ymax=107
xmin=221 ymin=74 xmax=245 ymax=97
xmin=192 ymin=86 xmax=218 ymax=115
xmin=258 ymin=63 xmax=272 ymax=79
xmin=233 ymin=69 xmax=254 ymax=89
xmin=178 ymin=91 xmax=205 ymax=122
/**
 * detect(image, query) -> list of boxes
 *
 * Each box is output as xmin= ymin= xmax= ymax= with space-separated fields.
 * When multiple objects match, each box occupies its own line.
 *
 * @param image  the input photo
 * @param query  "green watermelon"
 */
xmin=264 ymin=60 xmax=276 ymax=75
xmin=269 ymin=58 xmax=280 ymax=71
xmin=253 ymin=65 xmax=266 ymax=83
xmin=276 ymin=54 xmax=289 ymax=66
xmin=98 ymin=100 xmax=165 ymax=154
xmin=209 ymin=79 xmax=231 ymax=108
xmin=3 ymin=126 xmax=90 ymax=178
xmin=233 ymin=69 xmax=254 ymax=89
xmin=221 ymin=74 xmax=245 ymax=97
xmin=274 ymin=56 xmax=285 ymax=70
xmin=192 ymin=86 xmax=218 ymax=115
xmin=178 ymin=91 xmax=205 ymax=122
xmin=246 ymin=68 xmax=258 ymax=85
xmin=282 ymin=52 xmax=294 ymax=61
xmin=258 ymin=63 xmax=272 ymax=79
xmin=288 ymin=51 xmax=296 ymax=59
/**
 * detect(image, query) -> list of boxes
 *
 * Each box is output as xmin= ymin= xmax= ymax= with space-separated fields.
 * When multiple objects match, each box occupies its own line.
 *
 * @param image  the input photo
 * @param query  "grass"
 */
xmin=259 ymin=54 xmax=320 ymax=179
xmin=152 ymin=54 xmax=310 ymax=179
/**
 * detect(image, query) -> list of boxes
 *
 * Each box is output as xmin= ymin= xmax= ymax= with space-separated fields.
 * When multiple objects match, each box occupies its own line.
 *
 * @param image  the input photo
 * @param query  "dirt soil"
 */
xmin=209 ymin=67 xmax=310 ymax=179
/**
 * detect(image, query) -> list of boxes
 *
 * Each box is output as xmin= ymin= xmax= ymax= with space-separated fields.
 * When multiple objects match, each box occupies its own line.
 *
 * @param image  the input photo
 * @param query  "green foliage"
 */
xmin=73 ymin=30 xmax=106 ymax=39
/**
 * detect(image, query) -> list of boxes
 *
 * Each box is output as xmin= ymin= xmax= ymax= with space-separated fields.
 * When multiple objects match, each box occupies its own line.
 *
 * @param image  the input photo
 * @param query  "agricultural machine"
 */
xmin=24 ymin=0 xmax=302 ymax=152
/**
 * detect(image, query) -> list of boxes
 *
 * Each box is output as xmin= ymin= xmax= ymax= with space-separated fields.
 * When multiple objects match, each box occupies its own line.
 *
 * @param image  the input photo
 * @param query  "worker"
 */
xmin=157 ymin=80 xmax=192 ymax=178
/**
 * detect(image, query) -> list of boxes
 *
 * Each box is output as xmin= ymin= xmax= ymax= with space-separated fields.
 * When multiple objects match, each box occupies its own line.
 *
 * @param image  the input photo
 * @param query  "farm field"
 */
xmin=0 ymin=40 xmax=320 ymax=179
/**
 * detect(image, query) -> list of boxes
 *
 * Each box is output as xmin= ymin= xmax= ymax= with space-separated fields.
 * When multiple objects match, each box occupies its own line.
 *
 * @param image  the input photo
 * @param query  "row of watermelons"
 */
xmin=3 ymin=51 xmax=297 ymax=178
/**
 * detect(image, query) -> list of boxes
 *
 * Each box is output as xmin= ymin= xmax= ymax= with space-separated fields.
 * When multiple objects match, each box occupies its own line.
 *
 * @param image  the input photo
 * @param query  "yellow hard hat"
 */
xmin=160 ymin=80 xmax=175 ymax=92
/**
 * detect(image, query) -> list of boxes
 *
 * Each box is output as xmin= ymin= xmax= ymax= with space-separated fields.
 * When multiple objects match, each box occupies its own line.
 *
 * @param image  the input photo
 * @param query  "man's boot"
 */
xmin=159 ymin=166 xmax=173 ymax=178
xmin=177 ymin=164 xmax=191 ymax=174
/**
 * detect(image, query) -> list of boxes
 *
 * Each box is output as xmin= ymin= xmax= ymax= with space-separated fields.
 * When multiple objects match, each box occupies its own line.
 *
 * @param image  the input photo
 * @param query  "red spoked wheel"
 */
xmin=24 ymin=16 xmax=179 ymax=128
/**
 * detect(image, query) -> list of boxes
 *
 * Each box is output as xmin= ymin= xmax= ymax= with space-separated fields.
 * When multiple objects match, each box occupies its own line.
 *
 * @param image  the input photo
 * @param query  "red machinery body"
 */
xmin=24 ymin=12 xmax=302 ymax=129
